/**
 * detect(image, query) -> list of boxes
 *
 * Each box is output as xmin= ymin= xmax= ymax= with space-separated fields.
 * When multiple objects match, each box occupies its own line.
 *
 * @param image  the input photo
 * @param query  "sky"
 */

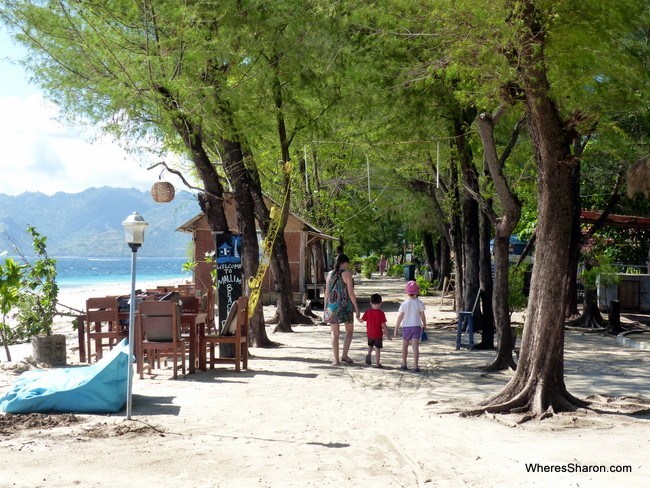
xmin=0 ymin=28 xmax=162 ymax=197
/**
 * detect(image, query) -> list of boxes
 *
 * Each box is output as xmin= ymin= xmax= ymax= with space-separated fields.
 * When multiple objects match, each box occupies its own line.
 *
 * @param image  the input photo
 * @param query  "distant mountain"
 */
xmin=0 ymin=187 xmax=200 ymax=257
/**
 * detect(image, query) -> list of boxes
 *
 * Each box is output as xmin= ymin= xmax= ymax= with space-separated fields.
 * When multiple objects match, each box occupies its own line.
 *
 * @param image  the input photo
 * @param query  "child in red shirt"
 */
xmin=360 ymin=293 xmax=391 ymax=368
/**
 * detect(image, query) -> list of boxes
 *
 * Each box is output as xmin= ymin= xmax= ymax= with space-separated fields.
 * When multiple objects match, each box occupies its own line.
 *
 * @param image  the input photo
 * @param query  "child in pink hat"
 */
xmin=394 ymin=280 xmax=427 ymax=372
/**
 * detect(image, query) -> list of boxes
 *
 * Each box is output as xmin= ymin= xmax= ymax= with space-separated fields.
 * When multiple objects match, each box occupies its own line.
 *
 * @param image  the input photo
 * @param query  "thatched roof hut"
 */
xmin=626 ymin=158 xmax=650 ymax=198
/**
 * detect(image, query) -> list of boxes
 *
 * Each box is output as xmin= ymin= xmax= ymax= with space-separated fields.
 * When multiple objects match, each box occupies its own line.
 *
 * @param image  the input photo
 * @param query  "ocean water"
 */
xmin=54 ymin=256 xmax=191 ymax=289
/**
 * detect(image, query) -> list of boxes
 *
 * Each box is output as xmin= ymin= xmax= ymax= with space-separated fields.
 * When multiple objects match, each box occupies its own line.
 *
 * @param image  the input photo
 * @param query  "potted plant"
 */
xmin=14 ymin=227 xmax=65 ymax=366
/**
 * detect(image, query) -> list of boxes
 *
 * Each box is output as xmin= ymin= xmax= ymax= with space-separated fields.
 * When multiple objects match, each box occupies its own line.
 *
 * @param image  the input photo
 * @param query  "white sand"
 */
xmin=1 ymin=277 xmax=649 ymax=487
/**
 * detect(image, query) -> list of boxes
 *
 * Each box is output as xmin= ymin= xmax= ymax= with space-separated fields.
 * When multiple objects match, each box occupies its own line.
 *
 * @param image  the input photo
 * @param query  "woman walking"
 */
xmin=324 ymin=254 xmax=360 ymax=365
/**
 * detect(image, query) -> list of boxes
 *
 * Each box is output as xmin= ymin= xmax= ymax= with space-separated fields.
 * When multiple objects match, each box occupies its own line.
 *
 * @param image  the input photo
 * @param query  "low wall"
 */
xmin=598 ymin=274 xmax=650 ymax=312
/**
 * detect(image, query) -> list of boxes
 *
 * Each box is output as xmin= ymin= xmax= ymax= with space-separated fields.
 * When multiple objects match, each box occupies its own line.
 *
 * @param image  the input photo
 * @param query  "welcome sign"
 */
xmin=215 ymin=232 xmax=243 ymax=334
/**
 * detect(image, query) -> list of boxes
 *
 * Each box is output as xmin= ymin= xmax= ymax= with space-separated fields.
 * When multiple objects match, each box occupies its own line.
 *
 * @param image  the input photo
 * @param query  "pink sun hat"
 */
xmin=405 ymin=280 xmax=420 ymax=295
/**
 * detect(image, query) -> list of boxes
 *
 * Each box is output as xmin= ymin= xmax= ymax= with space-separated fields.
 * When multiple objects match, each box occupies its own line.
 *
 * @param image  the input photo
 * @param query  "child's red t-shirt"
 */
xmin=362 ymin=308 xmax=387 ymax=339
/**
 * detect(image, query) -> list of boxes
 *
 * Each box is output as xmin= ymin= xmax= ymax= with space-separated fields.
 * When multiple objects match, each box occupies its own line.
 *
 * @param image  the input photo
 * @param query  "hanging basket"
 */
xmin=151 ymin=181 xmax=175 ymax=202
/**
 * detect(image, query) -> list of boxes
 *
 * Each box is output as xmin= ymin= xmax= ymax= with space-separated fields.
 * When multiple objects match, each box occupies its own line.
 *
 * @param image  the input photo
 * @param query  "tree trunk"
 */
xmin=455 ymin=110 xmax=482 ymax=325
xmin=422 ymin=232 xmax=437 ymax=281
xmin=460 ymin=196 xmax=481 ymax=317
xmin=221 ymin=139 xmax=274 ymax=347
xmin=474 ymin=113 xmax=524 ymax=367
xmin=264 ymin=51 xmax=318 ymax=332
xmin=439 ymin=238 xmax=451 ymax=290
xmin=480 ymin=2 xmax=587 ymax=416
xmin=487 ymin=230 xmax=517 ymax=369
xmin=475 ymin=210 xmax=496 ymax=350
xmin=569 ymin=289 xmax=605 ymax=328
xmin=248 ymin=163 xmax=305 ymax=332
xmin=567 ymin=264 xmax=605 ymax=329
xmin=451 ymin=209 xmax=464 ymax=310
xmin=565 ymin=171 xmax=622 ymax=322
xmin=564 ymin=162 xmax=582 ymax=319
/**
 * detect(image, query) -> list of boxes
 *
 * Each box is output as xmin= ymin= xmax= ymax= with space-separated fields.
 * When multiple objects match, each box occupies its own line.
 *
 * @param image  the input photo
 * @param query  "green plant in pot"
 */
xmin=14 ymin=227 xmax=64 ymax=366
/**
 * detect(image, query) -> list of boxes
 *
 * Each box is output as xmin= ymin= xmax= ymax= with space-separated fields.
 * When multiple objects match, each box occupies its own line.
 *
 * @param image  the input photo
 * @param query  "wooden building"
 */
xmin=176 ymin=194 xmax=337 ymax=304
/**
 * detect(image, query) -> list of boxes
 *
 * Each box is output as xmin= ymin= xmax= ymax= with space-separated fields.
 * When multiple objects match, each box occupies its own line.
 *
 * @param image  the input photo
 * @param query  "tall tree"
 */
xmin=1 ymin=0 xmax=346 ymax=342
xmin=474 ymin=111 xmax=525 ymax=369
xmin=476 ymin=0 xmax=648 ymax=416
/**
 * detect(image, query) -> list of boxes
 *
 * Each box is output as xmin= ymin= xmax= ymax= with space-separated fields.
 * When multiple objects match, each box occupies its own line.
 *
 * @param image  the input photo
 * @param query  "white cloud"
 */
xmin=0 ymin=93 xmax=161 ymax=196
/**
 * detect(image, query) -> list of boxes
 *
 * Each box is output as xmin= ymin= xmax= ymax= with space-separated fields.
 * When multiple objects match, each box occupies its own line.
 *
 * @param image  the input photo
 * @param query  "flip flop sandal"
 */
xmin=342 ymin=357 xmax=354 ymax=364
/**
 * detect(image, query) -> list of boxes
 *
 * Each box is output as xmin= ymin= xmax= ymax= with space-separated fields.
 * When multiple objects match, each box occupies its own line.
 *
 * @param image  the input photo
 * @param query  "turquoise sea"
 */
xmin=53 ymin=256 xmax=190 ymax=289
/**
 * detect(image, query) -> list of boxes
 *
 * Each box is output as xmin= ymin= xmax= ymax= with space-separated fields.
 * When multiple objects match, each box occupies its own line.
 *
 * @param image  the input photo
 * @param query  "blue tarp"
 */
xmin=0 ymin=339 xmax=129 ymax=414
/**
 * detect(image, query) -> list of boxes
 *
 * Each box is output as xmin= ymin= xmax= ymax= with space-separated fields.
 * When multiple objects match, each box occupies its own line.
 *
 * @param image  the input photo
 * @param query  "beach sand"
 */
xmin=1 ymin=277 xmax=649 ymax=487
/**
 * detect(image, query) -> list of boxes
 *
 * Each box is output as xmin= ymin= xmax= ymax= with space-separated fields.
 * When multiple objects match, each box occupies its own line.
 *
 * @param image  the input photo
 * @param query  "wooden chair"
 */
xmin=199 ymin=287 xmax=217 ymax=333
xmin=177 ymin=283 xmax=195 ymax=297
xmin=181 ymin=295 xmax=200 ymax=314
xmin=85 ymin=296 xmax=125 ymax=363
xmin=180 ymin=295 xmax=200 ymax=368
xmin=199 ymin=296 xmax=249 ymax=372
xmin=136 ymin=300 xmax=186 ymax=379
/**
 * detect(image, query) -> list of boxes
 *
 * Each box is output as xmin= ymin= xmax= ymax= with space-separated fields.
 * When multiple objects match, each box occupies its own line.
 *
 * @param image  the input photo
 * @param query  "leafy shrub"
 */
xmin=361 ymin=255 xmax=380 ymax=279
xmin=388 ymin=264 xmax=403 ymax=278
xmin=14 ymin=227 xmax=59 ymax=337
xmin=415 ymin=275 xmax=433 ymax=296
xmin=582 ymin=254 xmax=620 ymax=290
xmin=508 ymin=265 xmax=528 ymax=314
xmin=350 ymin=256 xmax=363 ymax=274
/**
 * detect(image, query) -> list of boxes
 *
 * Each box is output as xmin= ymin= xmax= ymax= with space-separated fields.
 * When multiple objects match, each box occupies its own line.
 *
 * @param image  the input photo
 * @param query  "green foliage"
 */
xmin=0 ymin=255 xmax=26 ymax=347
xmin=415 ymin=275 xmax=433 ymax=296
xmin=361 ymin=255 xmax=380 ymax=279
xmin=0 ymin=256 xmax=24 ymax=315
xmin=388 ymin=264 xmax=403 ymax=278
xmin=350 ymin=256 xmax=363 ymax=274
xmin=12 ymin=227 xmax=59 ymax=339
xmin=581 ymin=255 xmax=620 ymax=291
xmin=508 ymin=266 xmax=528 ymax=314
xmin=183 ymin=251 xmax=217 ymax=291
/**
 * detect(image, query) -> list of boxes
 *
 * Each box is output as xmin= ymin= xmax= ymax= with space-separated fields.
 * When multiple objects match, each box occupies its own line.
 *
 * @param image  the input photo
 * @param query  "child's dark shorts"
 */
xmin=367 ymin=338 xmax=383 ymax=349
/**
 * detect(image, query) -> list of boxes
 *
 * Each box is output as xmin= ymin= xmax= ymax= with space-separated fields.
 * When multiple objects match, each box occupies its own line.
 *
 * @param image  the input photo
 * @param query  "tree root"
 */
xmin=254 ymin=338 xmax=281 ymax=348
xmin=565 ymin=309 xmax=605 ymax=329
xmin=274 ymin=323 xmax=294 ymax=333
xmin=267 ymin=309 xmax=315 ymax=329
xmin=482 ymin=355 xmax=517 ymax=372
xmin=460 ymin=382 xmax=589 ymax=420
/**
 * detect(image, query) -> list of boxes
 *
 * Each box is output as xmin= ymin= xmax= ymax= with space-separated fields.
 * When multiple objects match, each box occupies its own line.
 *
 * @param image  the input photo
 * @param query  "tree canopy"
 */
xmin=2 ymin=0 xmax=648 ymax=416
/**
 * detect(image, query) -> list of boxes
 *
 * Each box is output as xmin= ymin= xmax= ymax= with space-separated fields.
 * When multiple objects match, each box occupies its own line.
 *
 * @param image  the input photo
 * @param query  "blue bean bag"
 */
xmin=0 ymin=339 xmax=129 ymax=414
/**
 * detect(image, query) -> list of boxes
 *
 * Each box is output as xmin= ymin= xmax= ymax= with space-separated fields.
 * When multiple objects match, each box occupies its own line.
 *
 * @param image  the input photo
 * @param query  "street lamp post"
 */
xmin=122 ymin=211 xmax=148 ymax=420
